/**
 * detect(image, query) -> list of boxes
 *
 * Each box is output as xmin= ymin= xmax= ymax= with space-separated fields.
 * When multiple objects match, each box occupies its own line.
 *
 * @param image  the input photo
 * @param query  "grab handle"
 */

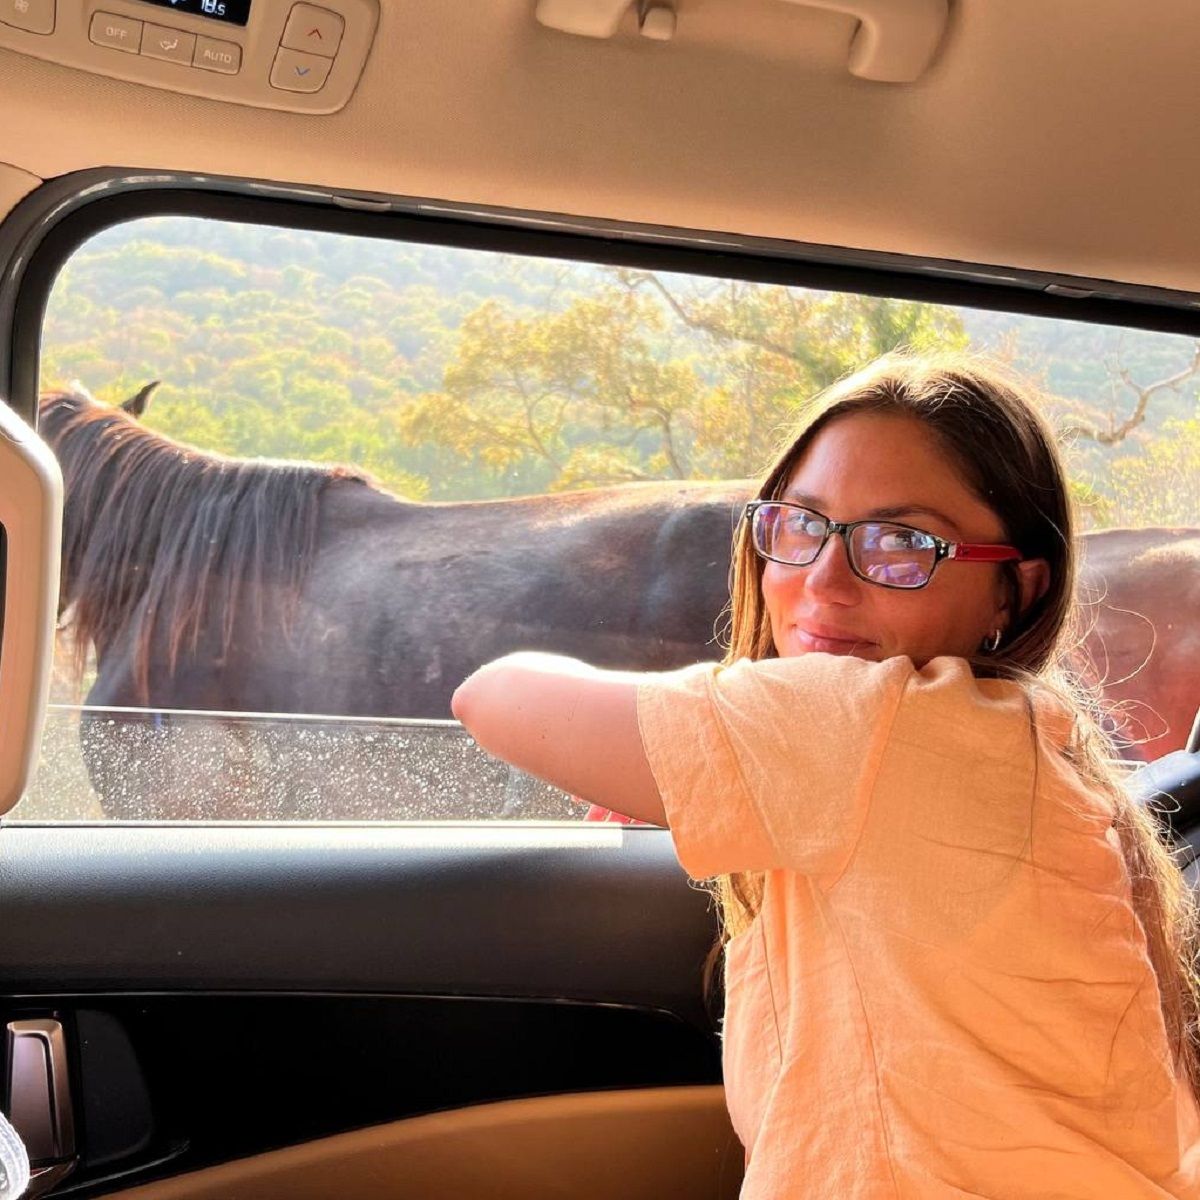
xmin=534 ymin=0 xmax=950 ymax=81
xmin=0 ymin=402 xmax=63 ymax=817
xmin=779 ymin=0 xmax=948 ymax=82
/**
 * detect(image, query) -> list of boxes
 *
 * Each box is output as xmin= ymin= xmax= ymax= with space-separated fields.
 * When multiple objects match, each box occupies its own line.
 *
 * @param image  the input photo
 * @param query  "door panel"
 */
xmin=0 ymin=827 xmax=716 ymax=1014
xmin=0 ymin=825 xmax=726 ymax=1195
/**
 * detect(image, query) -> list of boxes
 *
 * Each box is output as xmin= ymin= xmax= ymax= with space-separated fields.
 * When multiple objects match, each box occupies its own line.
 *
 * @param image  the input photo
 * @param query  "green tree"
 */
xmin=1108 ymin=419 xmax=1200 ymax=526
xmin=398 ymin=275 xmax=970 ymax=494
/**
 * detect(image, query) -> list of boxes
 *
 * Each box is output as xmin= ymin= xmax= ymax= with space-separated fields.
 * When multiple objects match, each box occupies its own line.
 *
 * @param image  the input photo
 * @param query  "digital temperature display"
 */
xmin=134 ymin=0 xmax=250 ymax=27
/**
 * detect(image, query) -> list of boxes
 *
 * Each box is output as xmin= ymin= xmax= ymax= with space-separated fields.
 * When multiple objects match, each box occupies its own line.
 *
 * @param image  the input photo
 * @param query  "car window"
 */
xmin=16 ymin=213 xmax=1199 ymax=821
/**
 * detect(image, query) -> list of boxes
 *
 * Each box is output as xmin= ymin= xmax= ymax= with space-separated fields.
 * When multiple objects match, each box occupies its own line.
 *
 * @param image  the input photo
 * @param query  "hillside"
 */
xmin=39 ymin=216 xmax=1200 ymax=525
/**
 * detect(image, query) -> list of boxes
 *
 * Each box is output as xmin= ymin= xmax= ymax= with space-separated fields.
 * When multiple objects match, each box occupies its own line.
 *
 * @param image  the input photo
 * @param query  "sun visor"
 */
xmin=0 ymin=402 xmax=62 ymax=817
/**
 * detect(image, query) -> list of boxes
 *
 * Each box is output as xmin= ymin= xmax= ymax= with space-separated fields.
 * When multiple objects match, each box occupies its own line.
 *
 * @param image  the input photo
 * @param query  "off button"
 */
xmin=194 ymin=35 xmax=241 ymax=74
xmin=89 ymin=10 xmax=141 ymax=52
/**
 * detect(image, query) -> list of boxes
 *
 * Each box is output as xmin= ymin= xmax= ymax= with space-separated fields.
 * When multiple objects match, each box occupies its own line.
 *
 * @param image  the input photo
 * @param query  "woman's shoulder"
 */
xmin=727 ymin=653 xmax=1074 ymax=755
xmin=658 ymin=653 xmax=1076 ymax=766
xmin=719 ymin=652 xmax=1032 ymax=706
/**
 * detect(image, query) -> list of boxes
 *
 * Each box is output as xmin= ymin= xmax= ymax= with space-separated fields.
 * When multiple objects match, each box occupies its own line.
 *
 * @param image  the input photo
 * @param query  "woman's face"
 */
xmin=761 ymin=411 xmax=1029 ymax=666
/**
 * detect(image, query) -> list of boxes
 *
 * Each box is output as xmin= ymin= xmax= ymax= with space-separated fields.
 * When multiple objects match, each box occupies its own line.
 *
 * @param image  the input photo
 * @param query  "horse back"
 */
xmin=231 ymin=478 xmax=750 ymax=718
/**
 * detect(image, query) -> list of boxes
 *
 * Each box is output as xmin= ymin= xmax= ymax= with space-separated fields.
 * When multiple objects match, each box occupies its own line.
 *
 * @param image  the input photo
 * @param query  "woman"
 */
xmin=453 ymin=354 xmax=1200 ymax=1197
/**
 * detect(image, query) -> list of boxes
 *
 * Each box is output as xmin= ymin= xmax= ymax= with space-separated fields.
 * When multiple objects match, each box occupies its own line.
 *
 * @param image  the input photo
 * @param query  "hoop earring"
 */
xmin=982 ymin=629 xmax=1003 ymax=654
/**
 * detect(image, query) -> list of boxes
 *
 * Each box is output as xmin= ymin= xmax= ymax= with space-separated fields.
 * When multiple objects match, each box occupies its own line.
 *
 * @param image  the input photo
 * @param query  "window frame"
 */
xmin=8 ymin=168 xmax=1200 ymax=824
xmin=5 ymin=167 xmax=1200 ymax=427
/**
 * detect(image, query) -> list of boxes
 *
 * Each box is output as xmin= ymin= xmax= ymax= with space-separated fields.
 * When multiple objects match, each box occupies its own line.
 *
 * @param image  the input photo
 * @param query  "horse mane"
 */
xmin=39 ymin=389 xmax=370 ymax=703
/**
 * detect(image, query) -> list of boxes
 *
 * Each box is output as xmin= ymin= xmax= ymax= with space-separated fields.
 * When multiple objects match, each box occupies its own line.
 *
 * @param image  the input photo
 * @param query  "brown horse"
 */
xmin=40 ymin=386 xmax=1196 ymax=815
xmin=43 ymin=385 xmax=741 ymax=712
xmin=40 ymin=386 xmax=742 ymax=815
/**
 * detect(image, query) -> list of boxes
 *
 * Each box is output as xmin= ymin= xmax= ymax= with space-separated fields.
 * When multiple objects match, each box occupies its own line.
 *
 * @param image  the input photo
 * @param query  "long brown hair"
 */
xmin=708 ymin=351 xmax=1200 ymax=1100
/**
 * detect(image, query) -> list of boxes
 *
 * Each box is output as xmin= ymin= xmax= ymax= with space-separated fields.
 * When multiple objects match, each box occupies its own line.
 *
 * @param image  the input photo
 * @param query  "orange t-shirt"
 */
xmin=637 ymin=654 xmax=1200 ymax=1199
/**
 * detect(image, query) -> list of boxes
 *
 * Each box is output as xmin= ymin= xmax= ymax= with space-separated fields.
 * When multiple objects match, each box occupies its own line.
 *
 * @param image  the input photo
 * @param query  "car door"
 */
xmin=1 ymin=169 xmax=1198 ymax=1200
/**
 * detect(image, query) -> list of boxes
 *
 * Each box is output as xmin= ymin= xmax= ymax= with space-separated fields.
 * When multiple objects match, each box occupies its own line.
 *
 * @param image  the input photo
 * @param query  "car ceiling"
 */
xmin=0 ymin=0 xmax=1198 ymax=292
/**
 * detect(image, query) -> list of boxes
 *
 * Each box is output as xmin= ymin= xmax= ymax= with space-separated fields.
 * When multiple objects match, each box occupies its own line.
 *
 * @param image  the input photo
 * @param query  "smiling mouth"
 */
xmin=791 ymin=626 xmax=877 ymax=655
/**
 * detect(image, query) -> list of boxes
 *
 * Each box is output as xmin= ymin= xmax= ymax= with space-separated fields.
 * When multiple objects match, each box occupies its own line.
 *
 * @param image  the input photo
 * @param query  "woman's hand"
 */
xmin=452 ymin=652 xmax=667 ymax=827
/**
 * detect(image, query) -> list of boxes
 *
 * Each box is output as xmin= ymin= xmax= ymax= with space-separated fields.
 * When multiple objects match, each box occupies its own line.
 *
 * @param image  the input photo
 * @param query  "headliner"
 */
xmin=0 ymin=0 xmax=1196 ymax=293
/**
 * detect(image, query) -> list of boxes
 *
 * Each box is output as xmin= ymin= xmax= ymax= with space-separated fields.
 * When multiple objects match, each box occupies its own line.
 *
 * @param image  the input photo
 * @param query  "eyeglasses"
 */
xmin=744 ymin=500 xmax=1022 ymax=591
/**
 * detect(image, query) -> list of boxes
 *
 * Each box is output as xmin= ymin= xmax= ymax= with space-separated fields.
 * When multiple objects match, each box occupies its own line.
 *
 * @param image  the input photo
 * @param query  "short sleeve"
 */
xmin=636 ymin=654 xmax=914 ymax=882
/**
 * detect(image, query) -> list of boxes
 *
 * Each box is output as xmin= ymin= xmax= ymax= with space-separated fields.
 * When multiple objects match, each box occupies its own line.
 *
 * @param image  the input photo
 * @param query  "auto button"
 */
xmin=193 ymin=34 xmax=241 ymax=73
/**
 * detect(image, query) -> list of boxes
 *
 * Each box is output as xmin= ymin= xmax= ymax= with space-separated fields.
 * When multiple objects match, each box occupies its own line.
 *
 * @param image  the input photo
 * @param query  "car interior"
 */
xmin=0 ymin=1 xmax=1199 ymax=1197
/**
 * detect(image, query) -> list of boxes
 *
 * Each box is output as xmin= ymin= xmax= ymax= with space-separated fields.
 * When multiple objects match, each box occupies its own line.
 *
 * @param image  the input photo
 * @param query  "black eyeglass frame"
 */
xmin=743 ymin=500 xmax=1023 ymax=591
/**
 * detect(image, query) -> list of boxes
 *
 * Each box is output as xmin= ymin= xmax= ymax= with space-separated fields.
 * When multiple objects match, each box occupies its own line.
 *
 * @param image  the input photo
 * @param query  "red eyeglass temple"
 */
xmin=949 ymin=543 xmax=1022 ymax=562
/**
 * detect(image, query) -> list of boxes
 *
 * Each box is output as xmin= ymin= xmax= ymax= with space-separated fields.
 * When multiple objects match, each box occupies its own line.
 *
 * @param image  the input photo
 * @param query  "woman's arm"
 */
xmin=451 ymin=652 xmax=668 ymax=827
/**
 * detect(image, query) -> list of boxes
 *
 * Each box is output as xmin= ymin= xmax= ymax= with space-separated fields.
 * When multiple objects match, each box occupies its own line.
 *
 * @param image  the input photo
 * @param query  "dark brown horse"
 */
xmin=41 ymin=386 xmax=743 ymax=815
xmin=43 ymin=385 xmax=741 ymax=712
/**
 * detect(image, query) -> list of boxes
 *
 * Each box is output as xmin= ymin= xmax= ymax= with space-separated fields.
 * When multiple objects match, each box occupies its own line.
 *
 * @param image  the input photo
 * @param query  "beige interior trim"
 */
xmin=107 ymin=1085 xmax=744 ymax=1200
xmin=0 ymin=401 xmax=62 ymax=815
xmin=0 ymin=163 xmax=42 ymax=220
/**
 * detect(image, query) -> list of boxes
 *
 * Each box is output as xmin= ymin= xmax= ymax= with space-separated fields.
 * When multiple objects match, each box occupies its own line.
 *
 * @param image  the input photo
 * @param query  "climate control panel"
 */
xmin=0 ymin=0 xmax=377 ymax=112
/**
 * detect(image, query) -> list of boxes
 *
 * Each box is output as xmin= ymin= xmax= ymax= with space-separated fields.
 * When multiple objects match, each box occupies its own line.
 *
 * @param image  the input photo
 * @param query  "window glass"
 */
xmin=19 ymin=215 xmax=1199 ymax=821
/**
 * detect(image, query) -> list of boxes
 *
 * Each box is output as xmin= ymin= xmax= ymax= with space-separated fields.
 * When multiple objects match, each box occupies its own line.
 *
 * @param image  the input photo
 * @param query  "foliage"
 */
xmin=395 ymin=279 xmax=969 ymax=491
xmin=36 ymin=216 xmax=1200 ymax=525
xmin=1107 ymin=418 xmax=1200 ymax=526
